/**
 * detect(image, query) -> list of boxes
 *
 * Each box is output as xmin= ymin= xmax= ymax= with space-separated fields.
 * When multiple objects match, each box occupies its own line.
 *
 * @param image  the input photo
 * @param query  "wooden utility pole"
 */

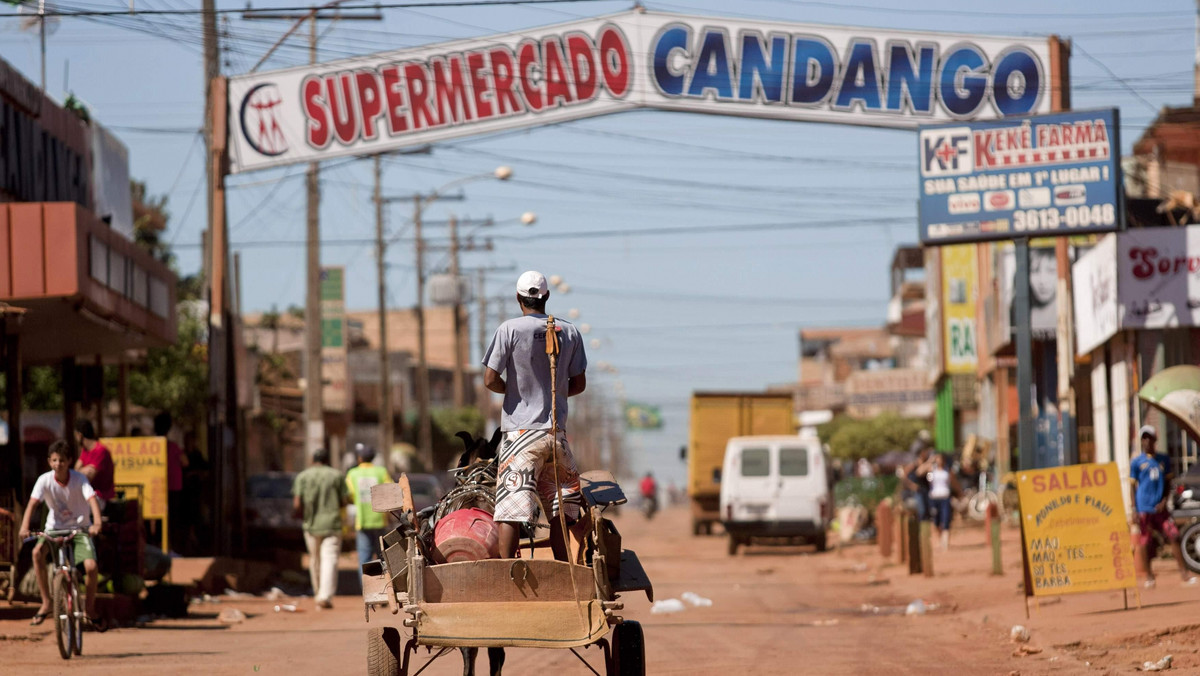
xmin=374 ymin=155 xmax=392 ymax=457
xmin=448 ymin=215 xmax=464 ymax=408
xmin=303 ymin=16 xmax=324 ymax=463
xmin=412 ymin=195 xmax=432 ymax=468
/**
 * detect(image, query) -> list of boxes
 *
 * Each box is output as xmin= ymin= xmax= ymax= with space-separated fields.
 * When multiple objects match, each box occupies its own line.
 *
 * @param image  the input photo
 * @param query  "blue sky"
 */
xmin=1 ymin=0 xmax=1196 ymax=484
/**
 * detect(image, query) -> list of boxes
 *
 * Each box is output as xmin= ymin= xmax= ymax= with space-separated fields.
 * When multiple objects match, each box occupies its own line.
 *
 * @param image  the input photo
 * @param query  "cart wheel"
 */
xmin=813 ymin=532 xmax=828 ymax=553
xmin=609 ymin=621 xmax=645 ymax=676
xmin=691 ymin=520 xmax=702 ymax=536
xmin=367 ymin=627 xmax=402 ymax=676
xmin=727 ymin=536 xmax=740 ymax=557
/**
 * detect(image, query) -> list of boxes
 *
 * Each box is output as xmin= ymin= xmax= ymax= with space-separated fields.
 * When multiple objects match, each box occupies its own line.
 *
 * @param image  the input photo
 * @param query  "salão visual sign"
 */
xmin=918 ymin=109 xmax=1121 ymax=245
xmin=228 ymin=10 xmax=1057 ymax=173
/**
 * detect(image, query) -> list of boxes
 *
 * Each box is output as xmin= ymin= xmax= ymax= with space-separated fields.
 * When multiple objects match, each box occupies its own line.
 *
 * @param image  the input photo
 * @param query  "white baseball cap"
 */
xmin=516 ymin=271 xmax=549 ymax=298
xmin=1139 ymin=424 xmax=1157 ymax=439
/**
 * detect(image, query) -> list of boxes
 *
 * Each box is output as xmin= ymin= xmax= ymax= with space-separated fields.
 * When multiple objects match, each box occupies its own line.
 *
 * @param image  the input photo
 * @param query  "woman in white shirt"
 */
xmin=927 ymin=454 xmax=954 ymax=551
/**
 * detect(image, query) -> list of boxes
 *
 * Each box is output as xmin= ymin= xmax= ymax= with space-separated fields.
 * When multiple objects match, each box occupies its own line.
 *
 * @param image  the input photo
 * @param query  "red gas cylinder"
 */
xmin=434 ymin=508 xmax=500 ymax=562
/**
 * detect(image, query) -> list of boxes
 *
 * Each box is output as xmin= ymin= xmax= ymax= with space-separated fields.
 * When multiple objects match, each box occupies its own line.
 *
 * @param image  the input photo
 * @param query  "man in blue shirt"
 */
xmin=1129 ymin=425 xmax=1197 ymax=588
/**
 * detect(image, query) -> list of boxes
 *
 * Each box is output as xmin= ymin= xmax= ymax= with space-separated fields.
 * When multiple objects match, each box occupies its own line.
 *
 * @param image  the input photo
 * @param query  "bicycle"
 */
xmin=27 ymin=529 xmax=87 ymax=660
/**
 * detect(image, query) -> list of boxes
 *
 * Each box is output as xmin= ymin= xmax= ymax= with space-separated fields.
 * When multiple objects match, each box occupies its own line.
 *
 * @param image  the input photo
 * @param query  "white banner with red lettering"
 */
xmin=228 ymin=10 xmax=1054 ymax=173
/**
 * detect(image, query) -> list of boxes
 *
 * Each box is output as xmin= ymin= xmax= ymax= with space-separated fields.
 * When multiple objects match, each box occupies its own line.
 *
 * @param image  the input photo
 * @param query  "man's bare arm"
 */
xmin=78 ymin=464 xmax=97 ymax=481
xmin=484 ymin=367 xmax=506 ymax=394
xmin=568 ymin=373 xmax=586 ymax=397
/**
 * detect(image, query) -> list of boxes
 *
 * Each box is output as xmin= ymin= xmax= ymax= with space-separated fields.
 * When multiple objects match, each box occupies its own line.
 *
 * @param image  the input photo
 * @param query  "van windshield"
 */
xmin=740 ymin=448 xmax=770 ymax=477
xmin=779 ymin=447 xmax=809 ymax=476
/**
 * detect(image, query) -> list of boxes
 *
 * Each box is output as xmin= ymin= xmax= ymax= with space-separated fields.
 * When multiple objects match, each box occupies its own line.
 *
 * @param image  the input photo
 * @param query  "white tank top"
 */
xmin=928 ymin=469 xmax=951 ymax=499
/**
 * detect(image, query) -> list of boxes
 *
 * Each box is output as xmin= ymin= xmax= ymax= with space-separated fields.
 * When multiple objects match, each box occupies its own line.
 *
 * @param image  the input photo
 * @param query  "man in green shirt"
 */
xmin=292 ymin=448 xmax=347 ymax=609
xmin=345 ymin=444 xmax=393 ymax=567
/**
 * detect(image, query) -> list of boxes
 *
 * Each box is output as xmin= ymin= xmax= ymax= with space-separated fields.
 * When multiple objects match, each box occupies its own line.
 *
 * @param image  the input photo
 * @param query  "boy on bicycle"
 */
xmin=18 ymin=440 xmax=103 ymax=627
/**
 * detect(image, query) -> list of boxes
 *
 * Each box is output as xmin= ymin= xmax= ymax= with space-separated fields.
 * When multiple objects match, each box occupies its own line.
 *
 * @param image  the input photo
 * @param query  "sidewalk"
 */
xmin=838 ymin=518 xmax=1200 ymax=673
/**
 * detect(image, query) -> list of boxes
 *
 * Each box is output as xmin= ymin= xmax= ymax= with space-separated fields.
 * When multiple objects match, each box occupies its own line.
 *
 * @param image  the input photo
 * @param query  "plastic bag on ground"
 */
xmin=1142 ymin=655 xmax=1173 ymax=672
xmin=680 ymin=591 xmax=713 ymax=607
xmin=904 ymin=599 xmax=927 ymax=616
xmin=650 ymin=599 xmax=686 ymax=614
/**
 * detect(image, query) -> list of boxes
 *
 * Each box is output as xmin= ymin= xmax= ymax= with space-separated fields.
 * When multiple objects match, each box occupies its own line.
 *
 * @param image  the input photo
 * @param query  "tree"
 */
xmin=822 ymin=413 xmax=929 ymax=462
xmin=128 ymin=288 xmax=208 ymax=431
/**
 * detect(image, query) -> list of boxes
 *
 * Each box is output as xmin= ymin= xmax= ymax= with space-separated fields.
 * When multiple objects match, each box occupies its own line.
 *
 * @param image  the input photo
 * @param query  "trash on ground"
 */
xmin=1141 ymin=655 xmax=1173 ymax=672
xmin=680 ymin=591 xmax=712 ymax=607
xmin=905 ymin=599 xmax=927 ymax=616
xmin=274 ymin=604 xmax=299 ymax=613
xmin=1012 ymin=645 xmax=1043 ymax=657
xmin=811 ymin=619 xmax=839 ymax=626
xmin=265 ymin=587 xmax=286 ymax=601
xmin=217 ymin=608 xmax=247 ymax=624
xmin=1010 ymin=625 xmax=1030 ymax=643
xmin=650 ymin=599 xmax=686 ymax=614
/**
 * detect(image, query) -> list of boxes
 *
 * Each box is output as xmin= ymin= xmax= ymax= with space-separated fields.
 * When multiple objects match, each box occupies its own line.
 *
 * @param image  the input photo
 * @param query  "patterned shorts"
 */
xmin=493 ymin=429 xmax=583 ymax=525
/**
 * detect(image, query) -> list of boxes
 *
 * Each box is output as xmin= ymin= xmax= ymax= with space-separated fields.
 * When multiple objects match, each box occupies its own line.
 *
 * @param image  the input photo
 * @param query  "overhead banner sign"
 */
xmin=229 ymin=11 xmax=1056 ymax=173
xmin=918 ymin=108 xmax=1121 ymax=245
xmin=1016 ymin=462 xmax=1136 ymax=598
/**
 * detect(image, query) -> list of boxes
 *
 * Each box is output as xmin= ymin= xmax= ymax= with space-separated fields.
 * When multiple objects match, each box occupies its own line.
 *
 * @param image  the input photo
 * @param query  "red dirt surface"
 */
xmin=2 ymin=506 xmax=1198 ymax=674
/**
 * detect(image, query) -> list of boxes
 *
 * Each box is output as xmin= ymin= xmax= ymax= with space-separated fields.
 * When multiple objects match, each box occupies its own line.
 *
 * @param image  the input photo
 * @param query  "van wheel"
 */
xmin=727 ymin=536 xmax=740 ymax=556
xmin=813 ymin=532 xmax=828 ymax=552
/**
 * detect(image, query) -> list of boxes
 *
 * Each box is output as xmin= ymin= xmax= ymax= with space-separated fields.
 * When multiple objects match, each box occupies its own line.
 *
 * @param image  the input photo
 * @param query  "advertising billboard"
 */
xmin=918 ymin=109 xmax=1121 ymax=245
xmin=229 ymin=11 xmax=1056 ymax=173
xmin=1072 ymin=233 xmax=1118 ymax=355
xmin=941 ymin=243 xmax=978 ymax=374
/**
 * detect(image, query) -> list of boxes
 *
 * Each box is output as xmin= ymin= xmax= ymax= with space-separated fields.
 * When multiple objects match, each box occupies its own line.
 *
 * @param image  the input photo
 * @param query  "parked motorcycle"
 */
xmin=1169 ymin=466 xmax=1200 ymax=574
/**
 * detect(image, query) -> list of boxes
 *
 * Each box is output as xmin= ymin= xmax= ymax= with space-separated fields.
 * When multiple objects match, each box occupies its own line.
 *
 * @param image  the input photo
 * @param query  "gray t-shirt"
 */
xmin=483 ymin=313 xmax=587 ymax=432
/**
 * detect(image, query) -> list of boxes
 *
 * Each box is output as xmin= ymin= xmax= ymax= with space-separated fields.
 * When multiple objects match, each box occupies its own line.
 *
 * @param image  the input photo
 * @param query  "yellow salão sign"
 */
xmin=105 ymin=436 xmax=168 ymax=521
xmin=1016 ymin=462 xmax=1136 ymax=597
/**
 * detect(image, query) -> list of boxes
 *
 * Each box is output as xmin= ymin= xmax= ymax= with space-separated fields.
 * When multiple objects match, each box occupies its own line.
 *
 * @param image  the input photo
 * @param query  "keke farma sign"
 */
xmin=229 ymin=11 xmax=1057 ymax=173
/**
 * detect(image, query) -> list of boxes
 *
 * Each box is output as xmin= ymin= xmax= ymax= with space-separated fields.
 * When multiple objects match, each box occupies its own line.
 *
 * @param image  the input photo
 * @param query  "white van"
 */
xmin=719 ymin=435 xmax=833 ymax=555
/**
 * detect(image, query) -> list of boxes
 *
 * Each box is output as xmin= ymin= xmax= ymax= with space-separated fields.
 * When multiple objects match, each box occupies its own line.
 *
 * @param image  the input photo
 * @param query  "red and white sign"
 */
xmin=983 ymin=190 xmax=1014 ymax=211
xmin=948 ymin=193 xmax=980 ymax=215
xmin=229 ymin=11 xmax=1054 ymax=173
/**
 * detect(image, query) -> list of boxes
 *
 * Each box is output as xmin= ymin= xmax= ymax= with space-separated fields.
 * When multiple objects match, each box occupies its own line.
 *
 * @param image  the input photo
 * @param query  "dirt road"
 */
xmin=4 ymin=506 xmax=1200 ymax=674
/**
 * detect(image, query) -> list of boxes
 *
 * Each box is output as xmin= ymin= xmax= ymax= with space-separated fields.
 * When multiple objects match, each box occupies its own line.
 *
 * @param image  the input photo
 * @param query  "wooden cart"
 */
xmin=361 ymin=470 xmax=653 ymax=676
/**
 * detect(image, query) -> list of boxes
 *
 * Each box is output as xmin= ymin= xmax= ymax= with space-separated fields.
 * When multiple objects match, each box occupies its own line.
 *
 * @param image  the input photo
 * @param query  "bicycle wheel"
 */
xmin=71 ymin=579 xmax=83 ymax=655
xmin=53 ymin=573 xmax=73 ymax=660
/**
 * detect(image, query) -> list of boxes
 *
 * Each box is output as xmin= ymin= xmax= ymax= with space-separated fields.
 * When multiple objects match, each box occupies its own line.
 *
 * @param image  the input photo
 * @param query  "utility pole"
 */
xmin=412 ymin=195 xmax=433 ymax=468
xmin=244 ymin=8 xmax=381 ymax=468
xmin=374 ymin=155 xmax=392 ymax=458
xmin=448 ymin=215 xmax=465 ymax=408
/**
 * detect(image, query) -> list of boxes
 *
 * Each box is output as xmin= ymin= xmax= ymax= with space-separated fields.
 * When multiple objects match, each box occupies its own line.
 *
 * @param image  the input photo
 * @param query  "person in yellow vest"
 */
xmin=345 ymin=443 xmax=393 ymax=566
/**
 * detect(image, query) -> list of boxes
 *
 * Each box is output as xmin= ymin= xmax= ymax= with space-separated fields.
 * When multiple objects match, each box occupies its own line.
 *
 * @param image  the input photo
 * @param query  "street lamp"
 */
xmin=410 ymin=166 xmax=514 ymax=469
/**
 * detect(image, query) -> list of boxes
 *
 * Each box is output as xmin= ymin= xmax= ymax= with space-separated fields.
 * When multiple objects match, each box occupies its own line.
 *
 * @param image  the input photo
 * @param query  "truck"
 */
xmin=686 ymin=392 xmax=795 ymax=535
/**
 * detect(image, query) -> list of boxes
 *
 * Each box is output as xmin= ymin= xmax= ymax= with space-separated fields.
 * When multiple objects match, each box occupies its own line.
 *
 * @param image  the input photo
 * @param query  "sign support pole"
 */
xmin=1015 ymin=237 xmax=1035 ymax=470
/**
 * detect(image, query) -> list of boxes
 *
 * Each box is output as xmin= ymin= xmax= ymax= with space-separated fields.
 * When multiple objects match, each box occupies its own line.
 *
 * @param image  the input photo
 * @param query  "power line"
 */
xmin=0 ymin=0 xmax=617 ymax=18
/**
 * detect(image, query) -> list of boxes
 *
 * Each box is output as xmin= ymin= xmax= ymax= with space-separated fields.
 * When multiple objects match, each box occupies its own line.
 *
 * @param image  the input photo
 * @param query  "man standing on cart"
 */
xmin=483 ymin=271 xmax=588 ymax=561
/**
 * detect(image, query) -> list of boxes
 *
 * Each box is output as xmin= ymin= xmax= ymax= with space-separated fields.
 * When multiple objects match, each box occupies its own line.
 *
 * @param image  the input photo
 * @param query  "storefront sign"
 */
xmin=106 ymin=436 xmax=168 ymax=522
xmin=1016 ymin=462 xmax=1136 ymax=597
xmin=1119 ymin=226 xmax=1200 ymax=330
xmin=229 ymin=11 xmax=1055 ymax=173
xmin=1070 ymin=226 xmax=1200 ymax=356
xmin=918 ymin=109 xmax=1121 ymax=244
xmin=941 ymin=244 xmax=978 ymax=373
xmin=999 ymin=242 xmax=1059 ymax=341
xmin=1072 ymin=233 xmax=1118 ymax=354
xmin=320 ymin=266 xmax=349 ymax=412
xmin=845 ymin=368 xmax=934 ymax=418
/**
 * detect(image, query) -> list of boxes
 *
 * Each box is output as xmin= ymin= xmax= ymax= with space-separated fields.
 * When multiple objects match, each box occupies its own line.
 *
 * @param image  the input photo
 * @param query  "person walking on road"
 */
xmin=1130 ymin=425 xmax=1197 ymax=588
xmin=292 ymin=448 xmax=347 ymax=608
xmin=927 ymin=454 xmax=955 ymax=551
xmin=483 ymin=270 xmax=589 ymax=562
xmin=902 ymin=431 xmax=934 ymax=522
xmin=155 ymin=412 xmax=188 ymax=554
xmin=345 ymin=443 xmax=392 ymax=567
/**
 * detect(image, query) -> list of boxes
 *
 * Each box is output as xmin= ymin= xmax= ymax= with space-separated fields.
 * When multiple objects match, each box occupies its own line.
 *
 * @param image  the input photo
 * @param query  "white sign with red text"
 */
xmin=228 ymin=10 xmax=1054 ymax=173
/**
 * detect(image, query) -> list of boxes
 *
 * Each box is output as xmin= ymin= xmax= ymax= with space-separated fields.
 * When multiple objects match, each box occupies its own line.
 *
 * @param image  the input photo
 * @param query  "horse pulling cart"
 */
xmin=361 ymin=469 xmax=654 ymax=676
